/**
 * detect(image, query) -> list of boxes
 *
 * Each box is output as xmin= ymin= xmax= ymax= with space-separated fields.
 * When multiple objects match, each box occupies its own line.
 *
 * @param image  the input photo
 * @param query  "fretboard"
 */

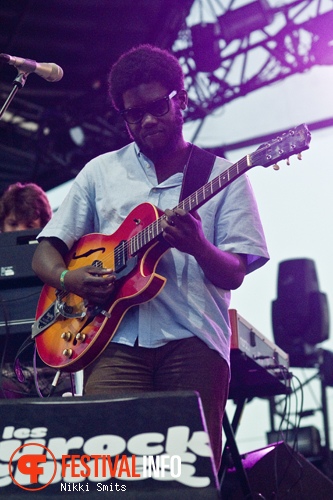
xmin=129 ymin=155 xmax=252 ymax=255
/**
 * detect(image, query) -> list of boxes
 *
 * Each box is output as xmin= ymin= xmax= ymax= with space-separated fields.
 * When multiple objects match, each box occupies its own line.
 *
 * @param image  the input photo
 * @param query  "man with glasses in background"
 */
xmin=32 ymin=44 xmax=269 ymax=470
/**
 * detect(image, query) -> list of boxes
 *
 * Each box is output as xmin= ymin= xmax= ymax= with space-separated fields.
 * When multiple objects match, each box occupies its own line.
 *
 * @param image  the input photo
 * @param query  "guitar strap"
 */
xmin=179 ymin=144 xmax=216 ymax=202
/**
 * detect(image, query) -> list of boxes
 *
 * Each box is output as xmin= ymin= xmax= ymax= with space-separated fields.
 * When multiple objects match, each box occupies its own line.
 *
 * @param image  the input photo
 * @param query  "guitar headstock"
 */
xmin=251 ymin=124 xmax=311 ymax=169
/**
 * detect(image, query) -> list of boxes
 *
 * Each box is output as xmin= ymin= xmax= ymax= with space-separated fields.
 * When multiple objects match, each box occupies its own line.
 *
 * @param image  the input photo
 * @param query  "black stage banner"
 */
xmin=0 ymin=391 xmax=220 ymax=499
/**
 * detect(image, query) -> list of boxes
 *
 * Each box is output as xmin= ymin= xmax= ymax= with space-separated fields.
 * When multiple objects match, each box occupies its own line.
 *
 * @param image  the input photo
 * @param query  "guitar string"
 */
xmin=85 ymin=131 xmax=301 ymax=270
xmin=115 ymin=157 xmax=248 ymax=261
xmin=66 ymin=127 xmax=302 ymax=274
xmin=122 ymin=129 xmax=303 ymax=259
xmin=59 ymin=131 xmax=302 ymax=294
xmin=58 ymin=128 xmax=304 ymax=300
xmin=46 ymin=159 xmax=247 ymax=319
xmin=113 ymin=157 xmax=247 ymax=260
xmin=66 ymin=149 xmax=268 ymax=273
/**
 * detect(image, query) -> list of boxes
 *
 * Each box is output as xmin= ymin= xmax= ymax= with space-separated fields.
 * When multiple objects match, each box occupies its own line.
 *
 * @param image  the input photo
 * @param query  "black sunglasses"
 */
xmin=120 ymin=90 xmax=177 ymax=124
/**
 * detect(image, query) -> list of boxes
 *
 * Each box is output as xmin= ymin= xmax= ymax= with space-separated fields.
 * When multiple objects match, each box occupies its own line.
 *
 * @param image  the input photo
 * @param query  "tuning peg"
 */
xmin=297 ymin=153 xmax=302 ymax=160
xmin=286 ymin=158 xmax=290 ymax=166
xmin=273 ymin=164 xmax=280 ymax=170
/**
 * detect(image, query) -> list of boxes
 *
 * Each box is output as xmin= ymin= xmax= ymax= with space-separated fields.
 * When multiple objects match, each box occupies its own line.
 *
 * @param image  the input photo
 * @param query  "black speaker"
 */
xmin=0 ymin=228 xmax=43 ymax=338
xmin=224 ymin=442 xmax=333 ymax=500
xmin=267 ymin=427 xmax=322 ymax=458
xmin=272 ymin=259 xmax=329 ymax=366
xmin=0 ymin=391 xmax=220 ymax=499
xmin=276 ymin=259 xmax=319 ymax=298
xmin=0 ymin=284 xmax=42 ymax=337
xmin=272 ymin=291 xmax=329 ymax=347
xmin=0 ymin=228 xmax=41 ymax=286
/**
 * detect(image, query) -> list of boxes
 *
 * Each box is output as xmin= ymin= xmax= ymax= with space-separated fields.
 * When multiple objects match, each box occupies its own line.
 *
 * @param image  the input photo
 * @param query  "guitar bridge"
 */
xmin=57 ymin=300 xmax=87 ymax=319
xmin=31 ymin=297 xmax=87 ymax=338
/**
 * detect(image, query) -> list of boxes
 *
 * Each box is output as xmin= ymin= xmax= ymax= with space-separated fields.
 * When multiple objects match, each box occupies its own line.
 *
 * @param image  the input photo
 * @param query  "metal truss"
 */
xmin=1 ymin=0 xmax=332 ymax=192
xmin=174 ymin=0 xmax=333 ymax=122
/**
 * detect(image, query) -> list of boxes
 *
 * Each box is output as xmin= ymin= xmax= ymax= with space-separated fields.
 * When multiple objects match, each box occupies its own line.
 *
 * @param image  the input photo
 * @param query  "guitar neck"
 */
xmin=177 ymin=155 xmax=251 ymax=213
xmin=128 ymin=122 xmax=311 ymax=256
xmin=130 ymin=155 xmax=252 ymax=255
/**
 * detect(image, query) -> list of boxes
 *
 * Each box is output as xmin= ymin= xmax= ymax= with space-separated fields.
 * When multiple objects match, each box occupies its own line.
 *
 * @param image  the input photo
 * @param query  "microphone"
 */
xmin=0 ymin=53 xmax=63 ymax=82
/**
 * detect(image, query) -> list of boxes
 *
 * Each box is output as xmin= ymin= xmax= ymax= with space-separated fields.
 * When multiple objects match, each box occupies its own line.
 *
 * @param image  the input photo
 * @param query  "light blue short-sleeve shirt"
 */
xmin=38 ymin=142 xmax=269 ymax=366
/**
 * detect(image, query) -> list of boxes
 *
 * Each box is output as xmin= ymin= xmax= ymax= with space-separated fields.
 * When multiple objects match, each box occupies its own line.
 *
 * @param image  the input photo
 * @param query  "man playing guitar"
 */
xmin=32 ymin=44 xmax=269 ymax=470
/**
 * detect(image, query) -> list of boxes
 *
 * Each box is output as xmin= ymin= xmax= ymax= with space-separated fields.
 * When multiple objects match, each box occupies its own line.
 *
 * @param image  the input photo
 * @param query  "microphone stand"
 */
xmin=0 ymin=71 xmax=28 ymax=120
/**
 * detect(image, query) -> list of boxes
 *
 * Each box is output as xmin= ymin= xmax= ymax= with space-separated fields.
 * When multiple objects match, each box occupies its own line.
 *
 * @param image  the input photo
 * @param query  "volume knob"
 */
xmin=61 ymin=332 xmax=72 ymax=341
xmin=62 ymin=348 xmax=73 ymax=358
xmin=76 ymin=333 xmax=86 ymax=342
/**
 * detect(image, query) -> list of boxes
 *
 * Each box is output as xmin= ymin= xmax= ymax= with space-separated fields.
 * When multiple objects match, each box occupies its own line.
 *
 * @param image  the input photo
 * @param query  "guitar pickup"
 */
xmin=115 ymin=256 xmax=138 ymax=280
xmin=114 ymin=240 xmax=128 ymax=272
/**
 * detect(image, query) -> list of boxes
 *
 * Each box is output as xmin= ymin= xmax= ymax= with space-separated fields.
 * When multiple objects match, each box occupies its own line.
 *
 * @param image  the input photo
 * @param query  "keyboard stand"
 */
xmin=219 ymin=397 xmax=253 ymax=498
